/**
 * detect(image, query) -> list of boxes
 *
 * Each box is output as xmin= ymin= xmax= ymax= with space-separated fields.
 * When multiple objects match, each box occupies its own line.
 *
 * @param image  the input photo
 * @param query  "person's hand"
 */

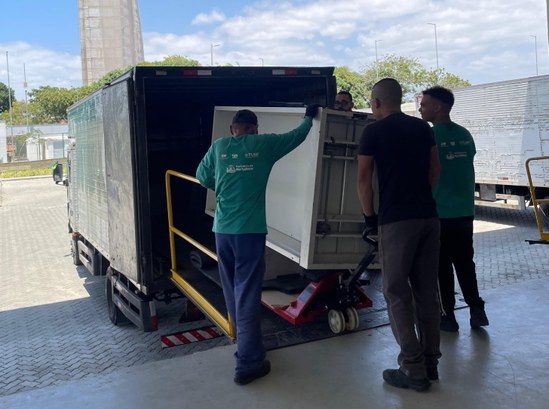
xmin=362 ymin=213 xmax=378 ymax=240
xmin=305 ymin=104 xmax=322 ymax=118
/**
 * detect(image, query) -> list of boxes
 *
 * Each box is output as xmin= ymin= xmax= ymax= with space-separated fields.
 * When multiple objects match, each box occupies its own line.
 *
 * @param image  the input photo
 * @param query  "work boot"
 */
xmin=426 ymin=366 xmax=439 ymax=381
xmin=470 ymin=304 xmax=489 ymax=328
xmin=440 ymin=314 xmax=459 ymax=332
xmin=234 ymin=360 xmax=271 ymax=385
xmin=382 ymin=369 xmax=431 ymax=392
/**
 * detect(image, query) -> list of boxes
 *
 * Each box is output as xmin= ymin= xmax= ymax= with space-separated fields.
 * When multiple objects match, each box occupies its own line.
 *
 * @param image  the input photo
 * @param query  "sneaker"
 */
xmin=470 ymin=305 xmax=489 ymax=328
xmin=426 ymin=366 xmax=439 ymax=381
xmin=234 ymin=360 xmax=271 ymax=385
xmin=382 ymin=369 xmax=431 ymax=392
xmin=440 ymin=315 xmax=459 ymax=332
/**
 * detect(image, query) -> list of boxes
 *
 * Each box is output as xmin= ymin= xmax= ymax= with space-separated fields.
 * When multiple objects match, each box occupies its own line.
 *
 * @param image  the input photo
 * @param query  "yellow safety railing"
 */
xmin=165 ymin=169 xmax=235 ymax=339
xmin=525 ymin=156 xmax=549 ymax=242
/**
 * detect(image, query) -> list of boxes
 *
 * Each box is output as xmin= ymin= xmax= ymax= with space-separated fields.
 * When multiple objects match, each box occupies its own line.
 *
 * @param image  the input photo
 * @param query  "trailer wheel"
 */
xmin=106 ymin=270 xmax=127 ymax=325
xmin=344 ymin=307 xmax=360 ymax=331
xmin=71 ymin=235 xmax=82 ymax=266
xmin=328 ymin=309 xmax=346 ymax=334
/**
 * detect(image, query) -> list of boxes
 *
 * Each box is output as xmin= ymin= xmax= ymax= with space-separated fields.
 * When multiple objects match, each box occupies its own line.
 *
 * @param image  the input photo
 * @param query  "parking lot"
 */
xmin=1 ymin=176 xmax=548 ymax=398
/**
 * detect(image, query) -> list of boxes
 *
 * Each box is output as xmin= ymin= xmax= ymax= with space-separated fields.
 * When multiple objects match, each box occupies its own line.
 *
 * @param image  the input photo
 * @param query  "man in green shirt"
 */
xmin=196 ymin=105 xmax=320 ymax=385
xmin=420 ymin=86 xmax=489 ymax=332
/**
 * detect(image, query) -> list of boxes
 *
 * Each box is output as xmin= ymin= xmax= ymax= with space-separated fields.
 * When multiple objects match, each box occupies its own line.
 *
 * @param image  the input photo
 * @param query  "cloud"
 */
xmin=2 ymin=0 xmax=548 ymax=99
xmin=0 ymin=42 xmax=81 ymax=100
xmin=191 ymin=9 xmax=226 ymax=25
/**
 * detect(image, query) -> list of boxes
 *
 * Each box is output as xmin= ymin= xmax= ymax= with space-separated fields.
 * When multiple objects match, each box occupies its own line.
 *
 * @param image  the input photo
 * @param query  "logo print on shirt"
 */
xmin=226 ymin=165 xmax=236 ymax=173
xmin=232 ymin=154 xmax=238 ymax=159
xmin=245 ymin=152 xmax=259 ymax=158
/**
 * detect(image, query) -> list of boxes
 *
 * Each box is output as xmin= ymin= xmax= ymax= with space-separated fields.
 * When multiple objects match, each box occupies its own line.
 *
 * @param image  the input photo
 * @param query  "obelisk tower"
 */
xmin=79 ymin=0 xmax=145 ymax=85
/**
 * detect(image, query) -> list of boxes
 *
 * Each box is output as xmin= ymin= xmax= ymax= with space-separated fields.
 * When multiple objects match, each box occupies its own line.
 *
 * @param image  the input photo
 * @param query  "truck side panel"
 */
xmin=103 ymin=80 xmax=140 ymax=283
xmin=68 ymin=92 xmax=110 ymax=257
xmin=452 ymin=76 xmax=549 ymax=188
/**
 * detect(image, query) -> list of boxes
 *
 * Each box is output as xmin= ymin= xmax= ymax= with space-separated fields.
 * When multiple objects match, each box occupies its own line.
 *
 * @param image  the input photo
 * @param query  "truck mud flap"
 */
xmin=108 ymin=270 xmax=158 ymax=332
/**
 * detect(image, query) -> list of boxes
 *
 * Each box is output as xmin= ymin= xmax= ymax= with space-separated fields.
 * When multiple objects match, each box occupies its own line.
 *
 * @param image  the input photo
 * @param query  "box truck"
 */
xmin=66 ymin=66 xmax=374 ymax=333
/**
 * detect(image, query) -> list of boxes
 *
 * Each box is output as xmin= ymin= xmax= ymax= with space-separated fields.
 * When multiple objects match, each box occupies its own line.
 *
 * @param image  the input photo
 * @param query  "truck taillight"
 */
xmin=272 ymin=69 xmax=298 ymax=75
xmin=182 ymin=69 xmax=213 ymax=76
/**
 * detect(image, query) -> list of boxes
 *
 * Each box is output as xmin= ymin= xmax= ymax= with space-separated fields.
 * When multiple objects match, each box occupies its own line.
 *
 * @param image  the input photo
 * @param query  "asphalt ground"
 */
xmin=1 ymin=176 xmax=548 ymax=398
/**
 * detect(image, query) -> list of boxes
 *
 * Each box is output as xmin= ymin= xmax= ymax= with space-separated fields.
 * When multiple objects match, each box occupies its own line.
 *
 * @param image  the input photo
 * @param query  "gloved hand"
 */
xmin=362 ymin=213 xmax=378 ymax=240
xmin=305 ymin=103 xmax=322 ymax=118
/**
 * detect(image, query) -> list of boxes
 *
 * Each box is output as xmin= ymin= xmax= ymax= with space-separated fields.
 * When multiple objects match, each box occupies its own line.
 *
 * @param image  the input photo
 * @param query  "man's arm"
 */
xmin=429 ymin=145 xmax=441 ymax=190
xmin=357 ymin=154 xmax=375 ymax=216
xmin=196 ymin=147 xmax=216 ymax=190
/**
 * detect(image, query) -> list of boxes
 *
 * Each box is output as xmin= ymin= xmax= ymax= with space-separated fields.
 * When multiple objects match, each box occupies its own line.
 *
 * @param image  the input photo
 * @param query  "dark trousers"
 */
xmin=379 ymin=218 xmax=442 ymax=379
xmin=215 ymin=233 xmax=266 ymax=377
xmin=438 ymin=217 xmax=483 ymax=317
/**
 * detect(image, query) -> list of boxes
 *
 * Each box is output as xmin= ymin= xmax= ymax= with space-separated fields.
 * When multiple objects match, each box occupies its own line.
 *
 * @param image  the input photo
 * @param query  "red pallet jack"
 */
xmin=261 ymin=236 xmax=378 ymax=334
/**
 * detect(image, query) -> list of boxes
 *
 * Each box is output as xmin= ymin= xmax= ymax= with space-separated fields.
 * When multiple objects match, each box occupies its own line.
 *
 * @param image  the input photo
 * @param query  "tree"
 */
xmin=139 ymin=55 xmax=200 ymax=67
xmin=28 ymin=86 xmax=83 ymax=123
xmin=0 ymin=81 xmax=16 ymax=113
xmin=360 ymin=54 xmax=471 ymax=103
xmin=0 ymin=100 xmax=39 ymax=125
xmin=333 ymin=67 xmax=369 ymax=109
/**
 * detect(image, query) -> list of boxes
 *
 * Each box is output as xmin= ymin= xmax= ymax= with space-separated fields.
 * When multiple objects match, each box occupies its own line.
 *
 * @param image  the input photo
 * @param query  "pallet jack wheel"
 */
xmin=328 ymin=309 xmax=346 ymax=334
xmin=344 ymin=307 xmax=360 ymax=331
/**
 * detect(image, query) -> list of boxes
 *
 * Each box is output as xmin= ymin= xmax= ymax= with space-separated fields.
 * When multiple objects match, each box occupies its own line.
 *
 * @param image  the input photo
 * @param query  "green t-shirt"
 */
xmin=432 ymin=121 xmax=476 ymax=218
xmin=196 ymin=117 xmax=313 ymax=234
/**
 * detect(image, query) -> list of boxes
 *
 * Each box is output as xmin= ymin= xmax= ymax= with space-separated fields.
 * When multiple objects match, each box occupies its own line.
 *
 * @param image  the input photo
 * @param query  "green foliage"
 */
xmin=333 ymin=67 xmax=369 ymax=109
xmin=0 ymin=81 xmax=16 ymax=113
xmin=0 ymin=100 xmax=34 ymax=125
xmin=139 ymin=55 xmax=201 ymax=66
xmin=359 ymin=54 xmax=471 ymax=102
xmin=28 ymin=86 xmax=83 ymax=123
xmin=0 ymin=168 xmax=52 ymax=178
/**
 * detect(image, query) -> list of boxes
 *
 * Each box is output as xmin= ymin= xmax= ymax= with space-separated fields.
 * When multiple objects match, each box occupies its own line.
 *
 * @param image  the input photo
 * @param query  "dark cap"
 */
xmin=232 ymin=109 xmax=258 ymax=126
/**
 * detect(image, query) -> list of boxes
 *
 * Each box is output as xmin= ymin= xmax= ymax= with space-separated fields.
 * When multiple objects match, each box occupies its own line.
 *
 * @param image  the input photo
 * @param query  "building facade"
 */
xmin=79 ymin=0 xmax=144 ymax=85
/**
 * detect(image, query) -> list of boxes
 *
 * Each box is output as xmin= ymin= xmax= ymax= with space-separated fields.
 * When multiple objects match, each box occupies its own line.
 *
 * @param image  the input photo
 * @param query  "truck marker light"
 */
xmin=272 ymin=69 xmax=298 ymax=75
xmin=183 ymin=69 xmax=213 ymax=76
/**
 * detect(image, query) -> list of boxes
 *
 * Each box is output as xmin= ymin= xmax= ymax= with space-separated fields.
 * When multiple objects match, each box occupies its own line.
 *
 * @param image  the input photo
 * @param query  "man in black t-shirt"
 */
xmin=357 ymin=78 xmax=442 ymax=392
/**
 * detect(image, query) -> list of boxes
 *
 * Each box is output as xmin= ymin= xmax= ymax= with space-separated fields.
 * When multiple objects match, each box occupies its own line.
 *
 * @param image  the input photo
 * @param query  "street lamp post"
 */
xmin=210 ymin=43 xmax=220 ymax=66
xmin=259 ymin=58 xmax=264 ymax=66
xmin=24 ymin=63 xmax=30 ymax=134
xmin=427 ymin=23 xmax=439 ymax=70
xmin=375 ymin=40 xmax=382 ymax=79
xmin=530 ymin=35 xmax=539 ymax=76
xmin=5 ymin=51 xmax=14 ymax=161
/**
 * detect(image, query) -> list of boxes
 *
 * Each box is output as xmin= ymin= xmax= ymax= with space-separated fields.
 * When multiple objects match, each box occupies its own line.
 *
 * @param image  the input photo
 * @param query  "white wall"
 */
xmin=0 ymin=121 xmax=6 ymax=164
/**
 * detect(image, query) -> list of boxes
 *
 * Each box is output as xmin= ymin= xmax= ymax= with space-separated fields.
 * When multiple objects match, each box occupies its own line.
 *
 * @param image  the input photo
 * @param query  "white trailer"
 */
xmin=450 ymin=75 xmax=549 ymax=209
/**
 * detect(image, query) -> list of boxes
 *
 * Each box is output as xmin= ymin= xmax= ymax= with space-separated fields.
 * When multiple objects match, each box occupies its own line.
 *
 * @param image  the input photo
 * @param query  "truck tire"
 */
xmin=106 ymin=269 xmax=128 ymax=325
xmin=71 ymin=235 xmax=82 ymax=266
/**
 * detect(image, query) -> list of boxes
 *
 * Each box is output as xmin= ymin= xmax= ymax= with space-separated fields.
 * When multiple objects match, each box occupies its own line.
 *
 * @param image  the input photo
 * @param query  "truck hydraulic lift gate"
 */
xmin=165 ymin=170 xmax=236 ymax=339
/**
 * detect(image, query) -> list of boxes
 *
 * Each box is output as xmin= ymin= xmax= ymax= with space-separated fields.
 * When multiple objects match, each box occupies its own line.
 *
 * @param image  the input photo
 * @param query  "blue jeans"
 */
xmin=215 ymin=233 xmax=266 ymax=376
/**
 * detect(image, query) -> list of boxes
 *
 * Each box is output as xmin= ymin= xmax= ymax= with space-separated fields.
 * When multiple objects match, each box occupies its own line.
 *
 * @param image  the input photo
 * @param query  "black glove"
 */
xmin=305 ymin=103 xmax=322 ymax=118
xmin=362 ymin=214 xmax=378 ymax=240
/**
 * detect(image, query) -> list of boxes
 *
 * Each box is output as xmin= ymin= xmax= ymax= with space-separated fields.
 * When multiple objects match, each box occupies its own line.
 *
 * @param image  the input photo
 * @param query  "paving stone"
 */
xmin=0 ymin=177 xmax=548 ymax=397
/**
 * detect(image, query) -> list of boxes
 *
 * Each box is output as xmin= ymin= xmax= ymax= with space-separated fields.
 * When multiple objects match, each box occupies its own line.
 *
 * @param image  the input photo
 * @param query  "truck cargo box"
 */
xmin=67 ymin=66 xmax=337 ymax=330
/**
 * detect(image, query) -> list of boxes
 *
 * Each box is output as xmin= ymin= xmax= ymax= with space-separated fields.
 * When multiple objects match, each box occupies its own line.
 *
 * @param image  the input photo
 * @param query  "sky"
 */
xmin=0 ymin=0 xmax=548 ymax=100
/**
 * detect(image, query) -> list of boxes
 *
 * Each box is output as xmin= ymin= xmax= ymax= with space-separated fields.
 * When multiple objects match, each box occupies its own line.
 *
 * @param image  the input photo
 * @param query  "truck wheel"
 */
xmin=106 ymin=270 xmax=128 ymax=325
xmin=71 ymin=235 xmax=82 ymax=266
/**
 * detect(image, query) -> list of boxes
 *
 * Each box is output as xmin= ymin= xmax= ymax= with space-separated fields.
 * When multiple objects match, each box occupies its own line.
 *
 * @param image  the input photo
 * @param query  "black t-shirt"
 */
xmin=358 ymin=112 xmax=438 ymax=225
